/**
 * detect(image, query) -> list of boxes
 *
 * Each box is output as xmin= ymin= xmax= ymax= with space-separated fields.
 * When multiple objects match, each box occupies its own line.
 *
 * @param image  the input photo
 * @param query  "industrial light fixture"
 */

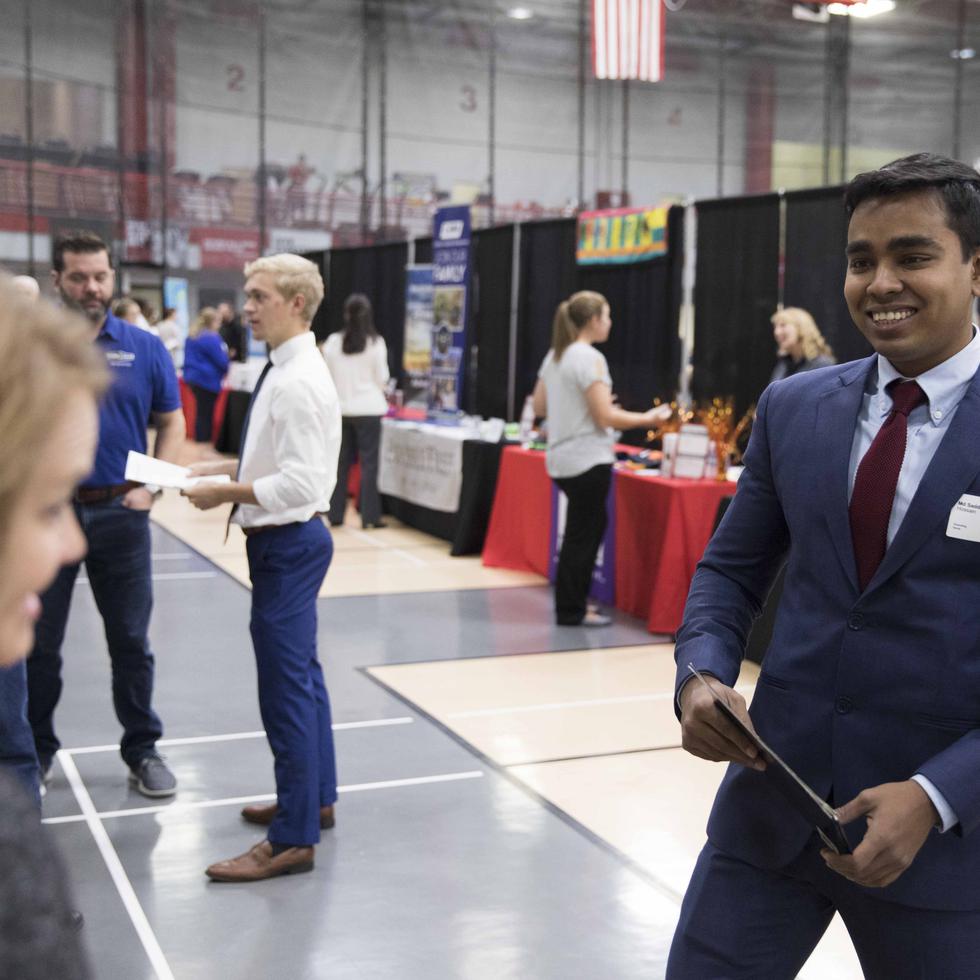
xmin=951 ymin=47 xmax=976 ymax=60
xmin=827 ymin=0 xmax=896 ymax=18
xmin=507 ymin=6 xmax=534 ymax=20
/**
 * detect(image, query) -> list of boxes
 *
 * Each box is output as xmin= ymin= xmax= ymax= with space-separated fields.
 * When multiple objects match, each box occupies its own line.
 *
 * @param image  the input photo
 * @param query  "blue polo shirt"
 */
xmin=84 ymin=312 xmax=181 ymax=487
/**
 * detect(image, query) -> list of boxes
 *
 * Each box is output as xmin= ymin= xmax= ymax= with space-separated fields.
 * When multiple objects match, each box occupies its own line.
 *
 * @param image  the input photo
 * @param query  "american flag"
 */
xmin=592 ymin=0 xmax=665 ymax=83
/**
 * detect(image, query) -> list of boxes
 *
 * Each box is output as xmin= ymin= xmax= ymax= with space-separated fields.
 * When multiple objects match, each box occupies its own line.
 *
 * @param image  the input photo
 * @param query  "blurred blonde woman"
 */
xmin=532 ymin=291 xmax=671 ymax=627
xmin=769 ymin=307 xmax=836 ymax=383
xmin=182 ymin=306 xmax=230 ymax=443
xmin=0 ymin=282 xmax=107 ymax=977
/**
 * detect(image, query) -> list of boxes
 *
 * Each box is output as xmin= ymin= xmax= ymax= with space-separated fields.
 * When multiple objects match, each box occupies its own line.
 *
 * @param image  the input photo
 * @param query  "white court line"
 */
xmin=76 ymin=571 xmax=217 ymax=585
xmin=58 ymin=751 xmax=175 ymax=980
xmin=151 ymin=553 xmax=194 ymax=561
xmin=65 ymin=716 xmax=414 ymax=755
xmin=43 ymin=770 xmax=484 ymax=825
xmin=391 ymin=548 xmax=428 ymax=567
xmin=343 ymin=528 xmax=428 ymax=566
xmin=346 ymin=528 xmax=388 ymax=550
xmin=448 ymin=683 xmax=756 ymax=719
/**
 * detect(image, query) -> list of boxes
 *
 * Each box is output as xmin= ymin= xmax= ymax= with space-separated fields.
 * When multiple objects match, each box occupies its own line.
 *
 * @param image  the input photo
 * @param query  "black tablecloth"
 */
xmin=214 ymin=389 xmax=251 ymax=455
xmin=382 ymin=439 xmax=506 ymax=556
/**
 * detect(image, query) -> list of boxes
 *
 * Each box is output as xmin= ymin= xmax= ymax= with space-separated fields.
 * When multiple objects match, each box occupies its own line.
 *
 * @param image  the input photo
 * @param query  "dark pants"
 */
xmin=27 ymin=499 xmax=163 ymax=770
xmin=667 ymin=839 xmax=980 ymax=979
xmin=328 ymin=415 xmax=383 ymax=526
xmin=247 ymin=519 xmax=336 ymax=847
xmin=552 ymin=464 xmax=612 ymax=625
xmin=0 ymin=662 xmax=40 ymax=807
xmin=190 ymin=383 xmax=219 ymax=443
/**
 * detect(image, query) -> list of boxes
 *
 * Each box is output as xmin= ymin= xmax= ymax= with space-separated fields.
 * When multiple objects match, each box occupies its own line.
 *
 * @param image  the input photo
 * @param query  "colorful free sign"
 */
xmin=576 ymin=206 xmax=668 ymax=265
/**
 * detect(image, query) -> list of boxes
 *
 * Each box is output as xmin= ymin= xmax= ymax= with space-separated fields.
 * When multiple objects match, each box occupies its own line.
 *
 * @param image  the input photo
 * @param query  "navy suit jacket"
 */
xmin=675 ymin=354 xmax=980 ymax=911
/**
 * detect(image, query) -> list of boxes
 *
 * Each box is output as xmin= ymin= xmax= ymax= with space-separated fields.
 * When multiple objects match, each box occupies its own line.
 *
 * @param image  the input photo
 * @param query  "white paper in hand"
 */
xmin=124 ymin=451 xmax=230 ymax=490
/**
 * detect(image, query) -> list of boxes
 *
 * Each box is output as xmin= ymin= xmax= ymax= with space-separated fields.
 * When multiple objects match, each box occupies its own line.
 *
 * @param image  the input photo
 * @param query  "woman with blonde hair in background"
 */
xmin=0 ymin=282 xmax=107 ymax=978
xmin=532 ymin=291 xmax=671 ymax=627
xmin=182 ymin=306 xmax=230 ymax=444
xmin=769 ymin=306 xmax=836 ymax=383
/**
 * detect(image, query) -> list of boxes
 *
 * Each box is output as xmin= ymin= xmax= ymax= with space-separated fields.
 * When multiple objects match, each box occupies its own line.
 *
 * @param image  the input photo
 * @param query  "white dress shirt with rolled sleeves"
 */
xmin=232 ymin=331 xmax=342 ymax=529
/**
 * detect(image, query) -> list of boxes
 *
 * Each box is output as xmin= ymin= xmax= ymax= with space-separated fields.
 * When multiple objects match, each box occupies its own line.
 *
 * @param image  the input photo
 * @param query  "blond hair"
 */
xmin=551 ymin=290 xmax=607 ymax=361
xmin=0 ymin=282 xmax=108 ymax=548
xmin=771 ymin=306 xmax=834 ymax=362
xmin=244 ymin=253 xmax=324 ymax=323
xmin=189 ymin=306 xmax=219 ymax=339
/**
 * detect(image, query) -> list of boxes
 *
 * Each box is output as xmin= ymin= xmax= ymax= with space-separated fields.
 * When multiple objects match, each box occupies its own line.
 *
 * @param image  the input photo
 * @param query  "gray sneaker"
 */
xmin=129 ymin=754 xmax=177 ymax=798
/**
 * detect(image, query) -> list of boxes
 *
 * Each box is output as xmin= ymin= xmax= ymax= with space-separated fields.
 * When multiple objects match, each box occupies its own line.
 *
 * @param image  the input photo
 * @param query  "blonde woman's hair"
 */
xmin=244 ymin=253 xmax=324 ymax=323
xmin=112 ymin=297 xmax=141 ymax=322
xmin=771 ymin=306 xmax=834 ymax=362
xmin=551 ymin=290 xmax=607 ymax=361
xmin=189 ymin=306 xmax=219 ymax=339
xmin=0 ymin=282 xmax=108 ymax=549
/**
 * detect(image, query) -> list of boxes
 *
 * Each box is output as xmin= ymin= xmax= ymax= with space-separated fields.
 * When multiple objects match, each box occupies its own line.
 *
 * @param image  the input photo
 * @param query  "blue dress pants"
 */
xmin=27 ymin=499 xmax=163 ymax=770
xmin=667 ymin=838 xmax=980 ymax=979
xmin=0 ymin=662 xmax=40 ymax=807
xmin=247 ymin=518 xmax=336 ymax=847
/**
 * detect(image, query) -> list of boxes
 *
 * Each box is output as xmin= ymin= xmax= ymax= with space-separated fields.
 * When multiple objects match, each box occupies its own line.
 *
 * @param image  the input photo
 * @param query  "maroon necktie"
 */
xmin=849 ymin=379 xmax=927 ymax=591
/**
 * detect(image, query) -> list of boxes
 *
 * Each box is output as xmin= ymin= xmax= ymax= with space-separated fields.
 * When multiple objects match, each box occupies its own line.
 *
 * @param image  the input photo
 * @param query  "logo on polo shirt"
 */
xmin=106 ymin=350 xmax=137 ymax=367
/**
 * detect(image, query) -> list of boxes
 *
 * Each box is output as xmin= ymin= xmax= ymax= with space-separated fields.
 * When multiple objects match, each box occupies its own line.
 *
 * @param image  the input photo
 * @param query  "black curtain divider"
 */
xmin=320 ymin=241 xmax=409 ymax=379
xmin=304 ymin=250 xmax=330 ymax=344
xmin=514 ymin=218 xmax=578 ymax=419
xmin=414 ymin=236 xmax=433 ymax=265
xmin=784 ymin=186 xmax=872 ymax=366
xmin=693 ymin=193 xmax=780 ymax=417
xmin=467 ymin=225 xmax=514 ymax=420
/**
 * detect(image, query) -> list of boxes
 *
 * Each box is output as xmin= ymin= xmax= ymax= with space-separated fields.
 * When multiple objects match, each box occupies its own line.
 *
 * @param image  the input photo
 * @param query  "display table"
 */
xmin=482 ymin=446 xmax=735 ymax=635
xmin=378 ymin=419 xmax=505 ymax=556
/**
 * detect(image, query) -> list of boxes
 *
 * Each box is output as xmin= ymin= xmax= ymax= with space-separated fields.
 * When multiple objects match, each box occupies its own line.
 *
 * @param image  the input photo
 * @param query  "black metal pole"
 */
xmin=716 ymin=33 xmax=726 ymax=197
xmin=621 ymin=80 xmax=629 ymax=203
xmin=577 ymin=0 xmax=586 ymax=208
xmin=23 ymin=0 xmax=35 ymax=276
xmin=953 ymin=0 xmax=967 ymax=159
xmin=822 ymin=18 xmax=832 ymax=185
xmin=258 ymin=9 xmax=268 ymax=255
xmin=360 ymin=0 xmax=370 ymax=238
xmin=488 ymin=1 xmax=497 ymax=226
xmin=115 ymin=5 xmax=127 ymax=264
xmin=378 ymin=0 xmax=387 ymax=237
xmin=157 ymin=5 xmax=169 ymax=276
xmin=839 ymin=14 xmax=850 ymax=183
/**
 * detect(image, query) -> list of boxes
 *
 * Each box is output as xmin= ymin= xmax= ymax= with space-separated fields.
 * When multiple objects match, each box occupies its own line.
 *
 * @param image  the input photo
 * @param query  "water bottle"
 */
xmin=518 ymin=395 xmax=536 ymax=444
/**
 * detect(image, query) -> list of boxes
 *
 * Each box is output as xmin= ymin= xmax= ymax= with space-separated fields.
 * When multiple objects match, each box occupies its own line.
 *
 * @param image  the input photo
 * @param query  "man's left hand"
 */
xmin=122 ymin=487 xmax=155 ymax=511
xmin=822 ymin=780 xmax=938 ymax=888
xmin=182 ymin=482 xmax=232 ymax=511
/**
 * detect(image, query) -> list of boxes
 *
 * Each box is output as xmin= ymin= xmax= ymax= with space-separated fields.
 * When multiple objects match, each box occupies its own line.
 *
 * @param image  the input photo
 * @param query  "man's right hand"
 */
xmin=679 ymin=676 xmax=766 ymax=771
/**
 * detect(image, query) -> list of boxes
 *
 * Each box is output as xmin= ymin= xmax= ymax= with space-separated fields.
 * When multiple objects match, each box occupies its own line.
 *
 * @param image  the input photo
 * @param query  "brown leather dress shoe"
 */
xmin=205 ymin=840 xmax=314 ymax=882
xmin=240 ymin=802 xmax=335 ymax=829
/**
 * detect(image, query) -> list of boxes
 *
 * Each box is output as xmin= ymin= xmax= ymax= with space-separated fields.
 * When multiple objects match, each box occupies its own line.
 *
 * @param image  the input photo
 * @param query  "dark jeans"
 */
xmin=0 ymin=662 xmax=40 ymax=807
xmin=27 ymin=499 xmax=163 ymax=770
xmin=190 ymin=383 xmax=219 ymax=443
xmin=329 ymin=415 xmax=383 ymax=526
xmin=552 ymin=464 xmax=612 ymax=625
xmin=248 ymin=519 xmax=336 ymax=846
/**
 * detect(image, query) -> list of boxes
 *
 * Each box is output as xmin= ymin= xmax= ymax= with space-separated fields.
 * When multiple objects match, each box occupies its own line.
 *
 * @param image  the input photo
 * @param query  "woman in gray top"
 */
xmin=532 ymin=291 xmax=670 ymax=627
xmin=769 ymin=306 xmax=836 ymax=383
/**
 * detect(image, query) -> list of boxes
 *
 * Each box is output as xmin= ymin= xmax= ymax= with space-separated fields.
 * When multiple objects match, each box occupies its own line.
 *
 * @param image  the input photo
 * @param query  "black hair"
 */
xmin=341 ymin=293 xmax=377 ymax=355
xmin=51 ymin=229 xmax=112 ymax=272
xmin=845 ymin=153 xmax=980 ymax=261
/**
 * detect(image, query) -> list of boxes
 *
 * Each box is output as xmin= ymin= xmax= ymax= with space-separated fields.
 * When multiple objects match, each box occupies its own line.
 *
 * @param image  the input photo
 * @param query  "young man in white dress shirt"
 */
xmin=184 ymin=254 xmax=342 ymax=882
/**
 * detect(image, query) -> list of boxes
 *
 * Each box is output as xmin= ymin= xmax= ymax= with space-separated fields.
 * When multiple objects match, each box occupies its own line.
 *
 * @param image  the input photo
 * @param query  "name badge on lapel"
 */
xmin=947 ymin=493 xmax=980 ymax=542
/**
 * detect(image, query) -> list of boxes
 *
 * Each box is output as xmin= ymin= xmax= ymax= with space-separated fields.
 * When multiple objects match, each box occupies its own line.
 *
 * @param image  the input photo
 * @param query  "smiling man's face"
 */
xmin=845 ymin=188 xmax=980 ymax=377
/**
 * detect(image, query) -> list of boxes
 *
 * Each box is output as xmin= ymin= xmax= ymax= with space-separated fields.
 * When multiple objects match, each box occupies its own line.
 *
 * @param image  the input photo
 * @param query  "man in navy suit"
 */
xmin=668 ymin=153 xmax=980 ymax=978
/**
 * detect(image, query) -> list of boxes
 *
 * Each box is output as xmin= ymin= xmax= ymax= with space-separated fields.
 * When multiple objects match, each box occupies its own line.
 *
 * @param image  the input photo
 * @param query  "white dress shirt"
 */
xmin=233 ymin=331 xmax=341 ymax=529
xmin=321 ymin=333 xmax=389 ymax=417
xmin=847 ymin=327 xmax=980 ymax=832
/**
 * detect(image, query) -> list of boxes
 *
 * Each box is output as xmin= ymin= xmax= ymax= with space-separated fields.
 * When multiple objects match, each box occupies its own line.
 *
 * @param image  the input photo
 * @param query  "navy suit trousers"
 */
xmin=247 ymin=518 xmax=336 ymax=846
xmin=667 ymin=839 xmax=980 ymax=979
xmin=0 ymin=662 xmax=40 ymax=807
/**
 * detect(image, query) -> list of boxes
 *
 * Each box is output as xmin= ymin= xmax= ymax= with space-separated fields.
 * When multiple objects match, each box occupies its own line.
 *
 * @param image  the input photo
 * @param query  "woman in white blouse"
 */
xmin=321 ymin=294 xmax=390 ymax=528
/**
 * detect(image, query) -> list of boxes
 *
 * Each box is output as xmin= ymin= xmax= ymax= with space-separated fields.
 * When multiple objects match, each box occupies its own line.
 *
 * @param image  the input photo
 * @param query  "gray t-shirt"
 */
xmin=538 ymin=342 xmax=615 ymax=479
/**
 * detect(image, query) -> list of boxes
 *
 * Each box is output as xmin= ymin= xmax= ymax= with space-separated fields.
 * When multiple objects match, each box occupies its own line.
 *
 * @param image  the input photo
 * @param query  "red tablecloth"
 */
xmin=179 ymin=379 xmax=229 ymax=442
xmin=482 ymin=445 xmax=735 ymax=635
xmin=614 ymin=472 xmax=735 ymax=635
xmin=482 ymin=446 xmax=552 ymax=576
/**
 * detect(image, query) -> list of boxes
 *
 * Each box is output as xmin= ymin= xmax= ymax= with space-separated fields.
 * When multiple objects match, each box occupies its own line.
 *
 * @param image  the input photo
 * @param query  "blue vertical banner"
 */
xmin=402 ymin=264 xmax=434 ymax=408
xmin=429 ymin=205 xmax=471 ymax=420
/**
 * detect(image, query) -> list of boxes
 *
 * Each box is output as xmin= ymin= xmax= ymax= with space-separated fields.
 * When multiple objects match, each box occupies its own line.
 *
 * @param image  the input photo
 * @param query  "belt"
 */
xmin=241 ymin=521 xmax=303 ymax=538
xmin=74 ymin=481 xmax=141 ymax=505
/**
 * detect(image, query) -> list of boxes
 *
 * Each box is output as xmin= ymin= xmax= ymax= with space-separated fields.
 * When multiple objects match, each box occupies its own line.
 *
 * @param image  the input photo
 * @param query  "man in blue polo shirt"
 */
xmin=26 ymin=230 xmax=185 ymax=797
